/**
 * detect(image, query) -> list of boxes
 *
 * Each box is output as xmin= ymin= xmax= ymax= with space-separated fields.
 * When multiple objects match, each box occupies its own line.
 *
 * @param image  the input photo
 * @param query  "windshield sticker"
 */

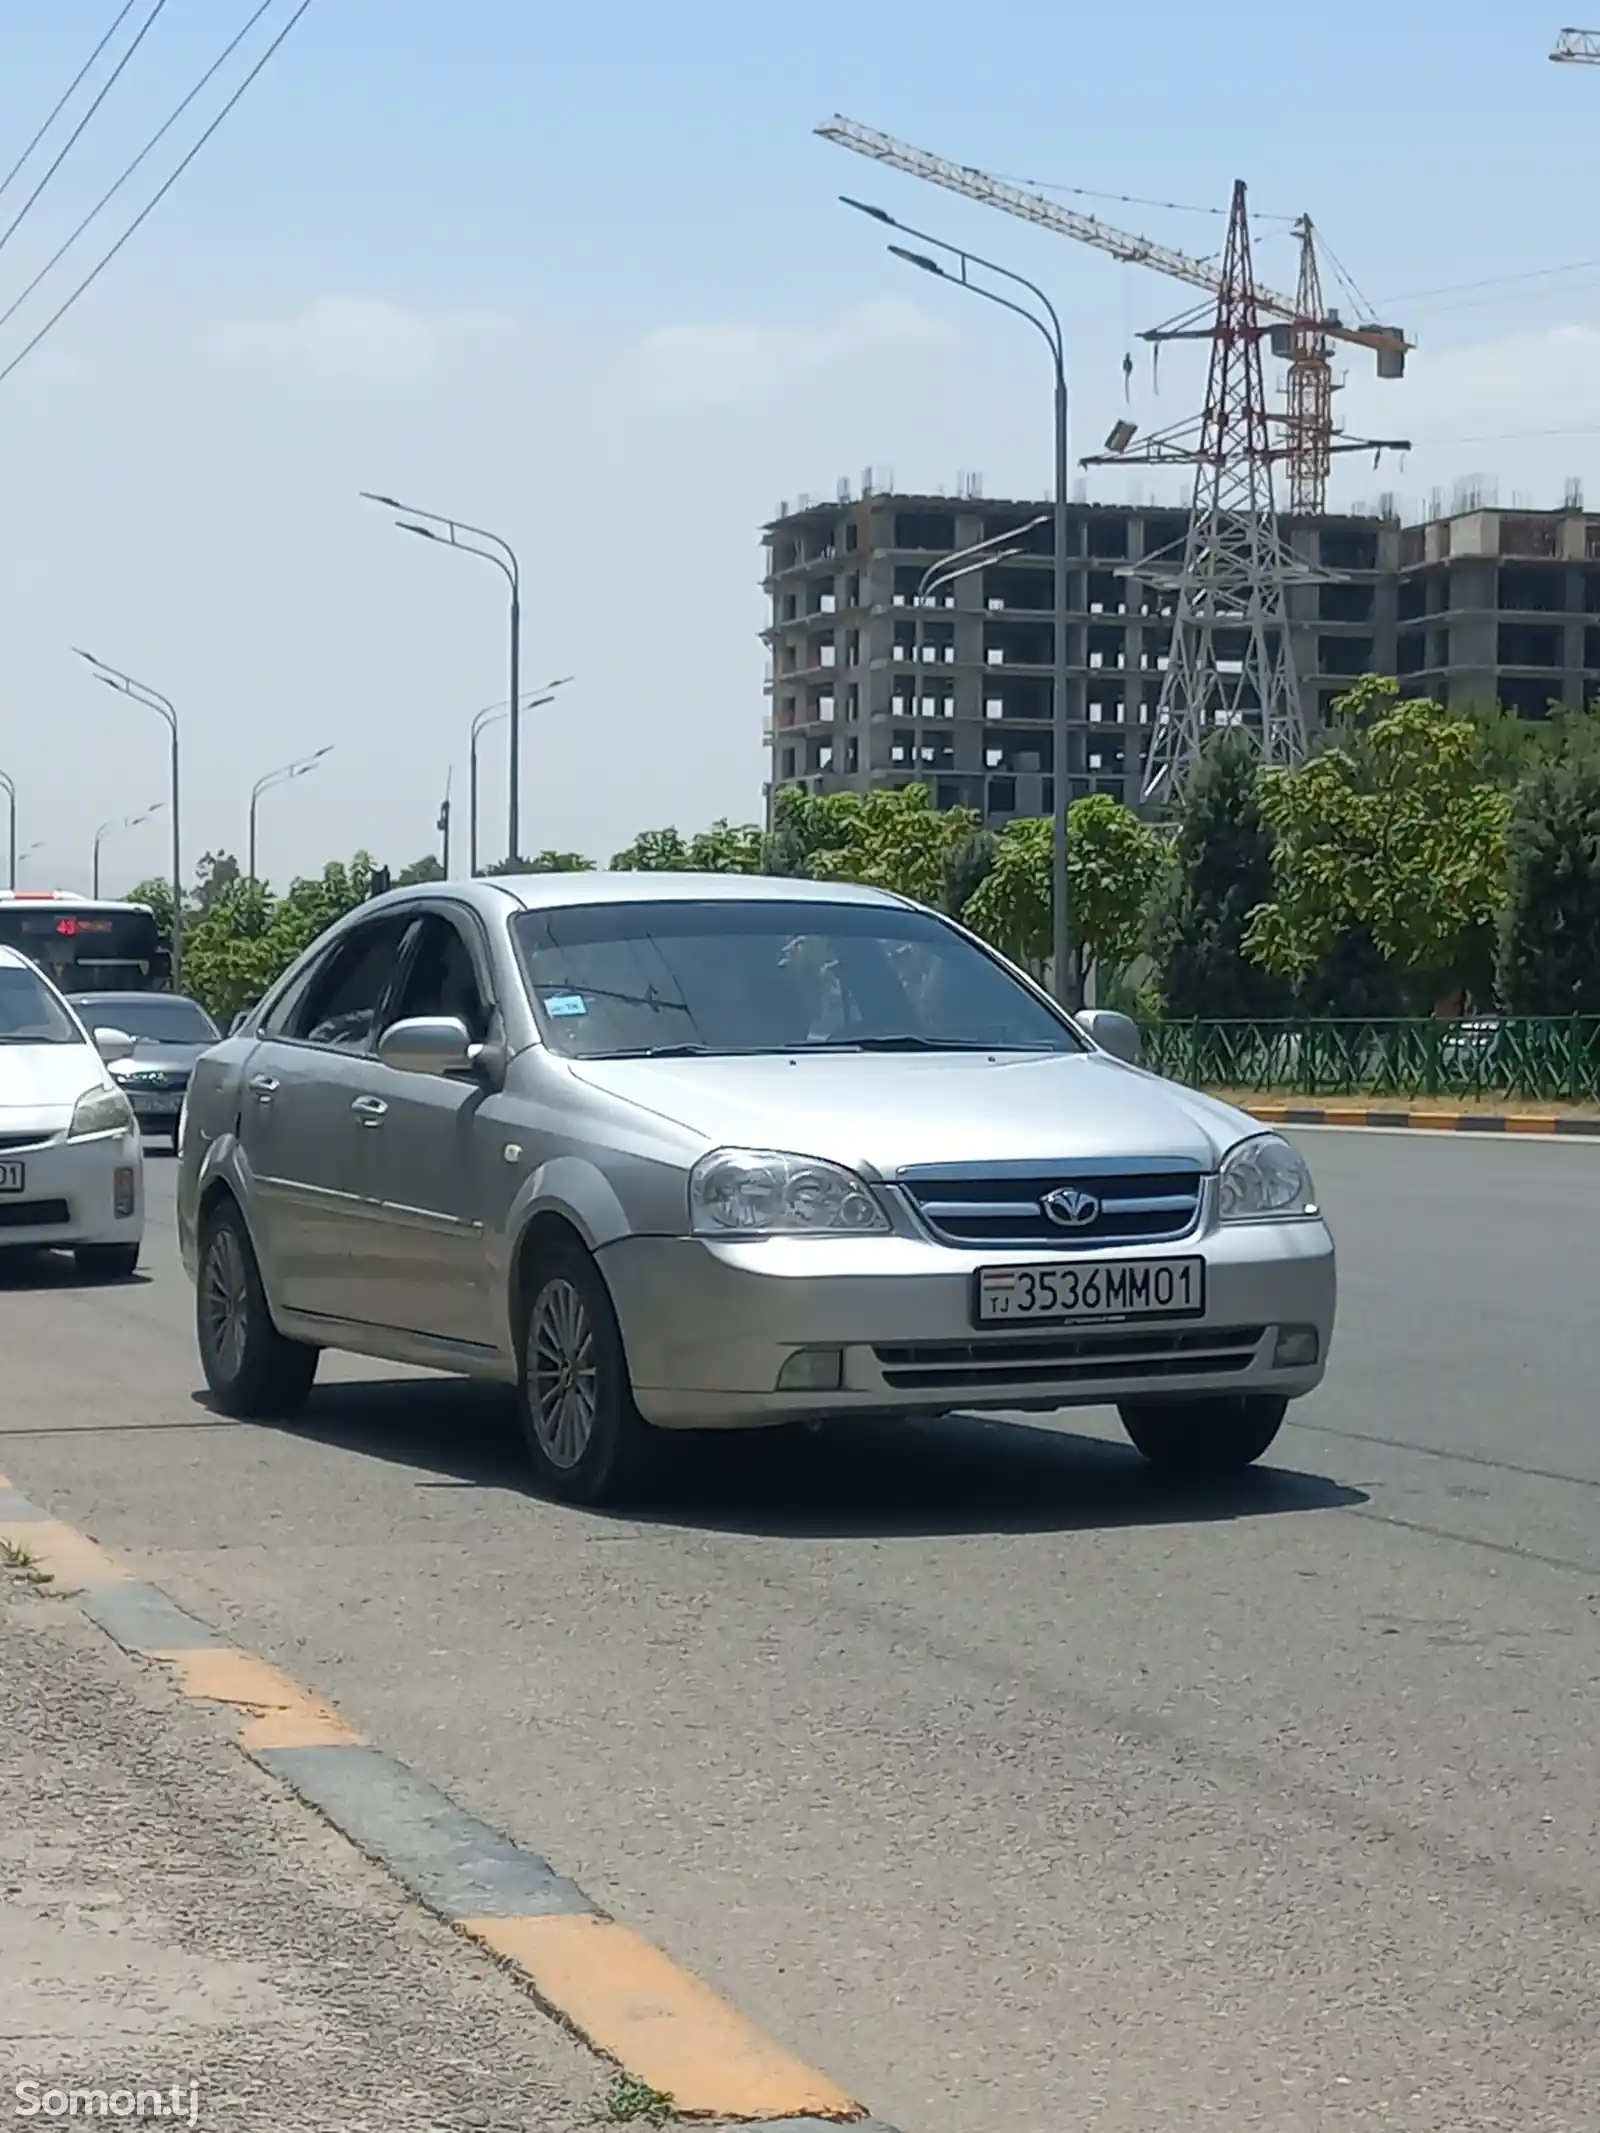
xmin=544 ymin=994 xmax=588 ymax=1017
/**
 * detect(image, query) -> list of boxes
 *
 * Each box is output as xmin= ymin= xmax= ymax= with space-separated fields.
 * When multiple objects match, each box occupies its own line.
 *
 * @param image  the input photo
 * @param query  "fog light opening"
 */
xmin=776 ymin=1347 xmax=844 ymax=1393
xmin=113 ymin=1167 xmax=137 ymax=1219
xmin=1273 ymin=1324 xmax=1320 ymax=1369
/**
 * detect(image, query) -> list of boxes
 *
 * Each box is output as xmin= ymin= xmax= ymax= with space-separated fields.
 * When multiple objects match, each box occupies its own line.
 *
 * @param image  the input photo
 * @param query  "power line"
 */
xmin=1381 ymin=256 xmax=1600 ymax=306
xmin=0 ymin=0 xmax=313 ymax=389
xmin=0 ymin=0 xmax=142 ymax=208
xmin=0 ymin=0 xmax=280 ymax=341
xmin=0 ymin=0 xmax=171 ymax=263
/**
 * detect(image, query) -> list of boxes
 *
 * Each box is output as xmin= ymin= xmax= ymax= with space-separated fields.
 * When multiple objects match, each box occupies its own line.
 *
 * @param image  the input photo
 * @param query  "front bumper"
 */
xmin=0 ymin=1129 xmax=144 ymax=1249
xmin=598 ymin=1221 xmax=1336 ymax=1430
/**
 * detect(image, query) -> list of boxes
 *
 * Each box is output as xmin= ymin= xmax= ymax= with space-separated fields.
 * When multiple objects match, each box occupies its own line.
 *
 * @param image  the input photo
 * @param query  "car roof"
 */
xmin=0 ymin=944 xmax=39 ymax=972
xmin=365 ymin=871 xmax=912 ymax=919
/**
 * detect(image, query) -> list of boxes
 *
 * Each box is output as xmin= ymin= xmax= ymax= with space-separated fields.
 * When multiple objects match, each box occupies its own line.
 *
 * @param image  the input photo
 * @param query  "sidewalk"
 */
xmin=0 ymin=1571 xmax=601 ymax=2133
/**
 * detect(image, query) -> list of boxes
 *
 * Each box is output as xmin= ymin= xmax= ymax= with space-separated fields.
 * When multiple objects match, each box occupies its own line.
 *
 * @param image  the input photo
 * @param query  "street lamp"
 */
xmin=75 ymin=651 xmax=184 ymax=987
xmin=15 ymin=842 xmax=43 ymax=878
xmin=248 ymin=745 xmax=333 ymax=884
xmin=0 ymin=770 xmax=16 ymax=889
xmin=361 ymin=492 xmax=528 ymax=864
xmin=842 ymin=197 xmax=1076 ymax=1005
xmin=468 ymin=677 xmax=573 ymax=874
xmin=92 ymin=801 xmax=164 ymax=898
xmin=910 ymin=518 xmax=1049 ymax=716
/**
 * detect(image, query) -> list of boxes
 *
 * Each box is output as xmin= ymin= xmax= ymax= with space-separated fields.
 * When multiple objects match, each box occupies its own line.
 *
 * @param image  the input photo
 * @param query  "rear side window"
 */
xmin=278 ymin=918 xmax=410 ymax=1051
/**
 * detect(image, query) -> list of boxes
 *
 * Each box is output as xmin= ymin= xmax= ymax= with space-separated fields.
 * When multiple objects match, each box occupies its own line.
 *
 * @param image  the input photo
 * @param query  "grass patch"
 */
xmin=598 ymin=2074 xmax=676 ymax=2126
xmin=0 ymin=1536 xmax=52 ymax=1588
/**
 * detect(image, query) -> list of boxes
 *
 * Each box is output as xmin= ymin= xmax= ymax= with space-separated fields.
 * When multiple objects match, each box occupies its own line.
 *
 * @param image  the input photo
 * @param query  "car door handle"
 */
xmin=351 ymin=1095 xmax=388 ymax=1126
xmin=248 ymin=1073 xmax=279 ymax=1102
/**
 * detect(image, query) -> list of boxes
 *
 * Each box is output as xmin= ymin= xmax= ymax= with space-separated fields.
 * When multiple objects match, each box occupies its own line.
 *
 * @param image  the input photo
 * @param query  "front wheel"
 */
xmin=517 ymin=1242 xmax=654 ymax=1507
xmin=74 ymin=1242 xmax=140 ymax=1282
xmin=196 ymin=1199 xmax=318 ymax=1419
xmin=1118 ymin=1393 xmax=1288 ymax=1476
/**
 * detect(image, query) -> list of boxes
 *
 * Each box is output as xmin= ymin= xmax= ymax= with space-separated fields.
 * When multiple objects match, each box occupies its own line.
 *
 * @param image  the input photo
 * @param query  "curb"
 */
xmin=0 ymin=1475 xmax=897 ymax=2130
xmin=1238 ymin=1103 xmax=1600 ymax=1136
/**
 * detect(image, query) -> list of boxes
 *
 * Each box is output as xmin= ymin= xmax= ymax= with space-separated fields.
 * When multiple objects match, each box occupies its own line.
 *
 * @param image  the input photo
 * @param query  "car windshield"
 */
xmin=67 ymin=994 xmax=218 ymax=1044
xmin=0 ymin=964 xmax=82 ymax=1046
xmin=511 ymin=899 xmax=1081 ymax=1061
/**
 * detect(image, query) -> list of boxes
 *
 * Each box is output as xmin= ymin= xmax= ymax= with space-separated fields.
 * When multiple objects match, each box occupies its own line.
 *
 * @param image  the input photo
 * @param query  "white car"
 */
xmin=0 ymin=946 xmax=144 ymax=1277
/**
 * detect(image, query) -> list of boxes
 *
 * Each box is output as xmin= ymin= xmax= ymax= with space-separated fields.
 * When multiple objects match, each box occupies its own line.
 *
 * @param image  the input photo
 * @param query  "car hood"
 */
xmin=567 ymin=1049 xmax=1261 ymax=1173
xmin=111 ymin=1040 xmax=210 ymax=1071
xmin=0 ymin=1042 xmax=102 ymax=1120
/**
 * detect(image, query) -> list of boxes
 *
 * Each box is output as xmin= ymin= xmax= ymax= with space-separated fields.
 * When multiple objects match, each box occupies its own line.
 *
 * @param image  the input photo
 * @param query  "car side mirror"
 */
xmin=1077 ymin=1008 xmax=1141 ymax=1066
xmin=375 ymin=1014 xmax=478 ymax=1079
xmin=92 ymin=1027 xmax=136 ymax=1064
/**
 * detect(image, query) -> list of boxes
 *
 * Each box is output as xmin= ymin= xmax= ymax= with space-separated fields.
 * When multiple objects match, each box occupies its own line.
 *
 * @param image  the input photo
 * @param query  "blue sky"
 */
xmin=1 ymin=0 xmax=1596 ymax=890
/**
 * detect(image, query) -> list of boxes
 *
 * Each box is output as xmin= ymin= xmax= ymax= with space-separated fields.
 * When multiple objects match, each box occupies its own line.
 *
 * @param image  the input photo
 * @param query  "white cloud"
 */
xmin=1337 ymin=323 xmax=1600 ymax=507
xmin=200 ymin=297 xmax=511 ymax=382
xmin=631 ymin=295 xmax=953 ymax=406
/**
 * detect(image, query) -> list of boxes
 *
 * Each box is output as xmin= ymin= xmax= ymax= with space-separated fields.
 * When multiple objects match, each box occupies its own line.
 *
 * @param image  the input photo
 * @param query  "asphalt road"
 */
xmin=3 ymin=1134 xmax=1597 ymax=2133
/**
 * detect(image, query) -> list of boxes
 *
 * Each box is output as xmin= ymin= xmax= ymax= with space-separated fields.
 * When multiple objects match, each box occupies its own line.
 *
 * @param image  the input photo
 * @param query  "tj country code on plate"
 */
xmin=975 ymin=1257 xmax=1205 ymax=1325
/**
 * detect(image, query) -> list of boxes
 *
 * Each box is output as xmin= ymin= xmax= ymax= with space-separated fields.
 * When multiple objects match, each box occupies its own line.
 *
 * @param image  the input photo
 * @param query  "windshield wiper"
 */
xmin=596 ymin=1042 xmax=713 ymax=1059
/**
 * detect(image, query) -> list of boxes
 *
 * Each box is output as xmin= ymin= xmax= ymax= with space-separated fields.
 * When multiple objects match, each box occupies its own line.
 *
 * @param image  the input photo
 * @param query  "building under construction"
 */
xmin=762 ymin=488 xmax=1600 ymax=822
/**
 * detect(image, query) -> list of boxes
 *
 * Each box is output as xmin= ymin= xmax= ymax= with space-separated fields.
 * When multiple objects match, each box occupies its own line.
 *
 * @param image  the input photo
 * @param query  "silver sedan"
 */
xmin=176 ymin=874 xmax=1335 ymax=1505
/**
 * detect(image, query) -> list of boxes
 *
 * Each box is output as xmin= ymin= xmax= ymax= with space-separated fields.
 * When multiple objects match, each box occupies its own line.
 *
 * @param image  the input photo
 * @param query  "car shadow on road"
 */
xmin=211 ymin=1374 xmax=1367 ymax=1540
xmin=0 ymin=1249 xmax=152 ymax=1291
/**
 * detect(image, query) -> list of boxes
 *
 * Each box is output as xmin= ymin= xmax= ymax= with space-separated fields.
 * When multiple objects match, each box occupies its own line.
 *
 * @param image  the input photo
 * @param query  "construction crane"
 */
xmin=816 ymin=117 xmax=1410 ymax=514
xmin=1552 ymin=27 xmax=1600 ymax=59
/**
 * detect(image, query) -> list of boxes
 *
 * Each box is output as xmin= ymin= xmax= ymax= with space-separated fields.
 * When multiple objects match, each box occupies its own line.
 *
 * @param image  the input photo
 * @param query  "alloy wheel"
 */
xmin=529 ymin=1277 xmax=598 ymax=1469
xmin=203 ymin=1225 xmax=250 ymax=1381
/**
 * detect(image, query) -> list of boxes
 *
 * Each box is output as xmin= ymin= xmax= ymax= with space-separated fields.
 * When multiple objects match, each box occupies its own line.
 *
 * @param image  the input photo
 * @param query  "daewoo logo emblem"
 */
xmin=1042 ymin=1186 xmax=1101 ymax=1229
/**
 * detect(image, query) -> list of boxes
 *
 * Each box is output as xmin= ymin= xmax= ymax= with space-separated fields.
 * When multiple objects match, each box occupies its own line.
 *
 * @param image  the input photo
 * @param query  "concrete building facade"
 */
xmin=763 ymin=489 xmax=1600 ymax=821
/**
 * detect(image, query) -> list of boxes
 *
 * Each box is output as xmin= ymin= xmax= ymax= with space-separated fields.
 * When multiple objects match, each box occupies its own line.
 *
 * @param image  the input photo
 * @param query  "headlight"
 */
xmin=689 ymin=1148 xmax=889 ymax=1237
xmin=1218 ymin=1133 xmax=1318 ymax=1221
xmin=69 ymin=1084 xmax=135 ymax=1139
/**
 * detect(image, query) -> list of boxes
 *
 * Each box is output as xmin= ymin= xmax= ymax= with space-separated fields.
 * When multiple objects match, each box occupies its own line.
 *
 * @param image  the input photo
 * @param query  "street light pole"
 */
xmin=248 ymin=745 xmax=334 ymax=885
xmin=843 ymin=199 xmax=1077 ymax=1005
xmin=92 ymin=802 xmax=164 ymax=899
xmin=0 ymin=770 xmax=16 ymax=890
xmin=468 ymin=678 xmax=574 ymax=874
xmin=911 ymin=518 xmax=1049 ymax=729
xmin=361 ymin=493 xmax=526 ymax=863
xmin=75 ymin=652 xmax=183 ymax=988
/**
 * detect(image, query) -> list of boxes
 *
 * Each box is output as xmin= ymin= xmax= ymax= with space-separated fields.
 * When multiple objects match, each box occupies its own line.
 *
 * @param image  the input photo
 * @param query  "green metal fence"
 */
xmin=1140 ymin=1018 xmax=1600 ymax=1105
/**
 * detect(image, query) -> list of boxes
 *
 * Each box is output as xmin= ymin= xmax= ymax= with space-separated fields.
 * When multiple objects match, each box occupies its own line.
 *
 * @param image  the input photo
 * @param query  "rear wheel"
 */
xmin=1118 ymin=1393 xmax=1288 ymax=1476
xmin=74 ymin=1242 xmax=140 ymax=1282
xmin=197 ymin=1198 xmax=318 ymax=1418
xmin=517 ymin=1241 xmax=653 ymax=1506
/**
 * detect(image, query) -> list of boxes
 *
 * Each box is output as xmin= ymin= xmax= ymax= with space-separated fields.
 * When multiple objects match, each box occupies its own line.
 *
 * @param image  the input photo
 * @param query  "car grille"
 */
xmin=899 ymin=1161 xmax=1204 ymax=1249
xmin=873 ymin=1325 xmax=1264 ymax=1393
xmin=0 ymin=1130 xmax=57 ymax=1154
xmin=0 ymin=1198 xmax=70 ymax=1231
xmin=119 ymin=1069 xmax=188 ymax=1092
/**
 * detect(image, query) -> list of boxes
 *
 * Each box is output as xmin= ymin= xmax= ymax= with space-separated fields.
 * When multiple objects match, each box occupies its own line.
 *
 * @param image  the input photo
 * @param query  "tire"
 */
xmin=196 ymin=1198 xmax=318 ymax=1419
xmin=517 ymin=1239 xmax=654 ymax=1506
xmin=73 ymin=1242 xmax=141 ymax=1282
xmin=1117 ymin=1392 xmax=1288 ymax=1476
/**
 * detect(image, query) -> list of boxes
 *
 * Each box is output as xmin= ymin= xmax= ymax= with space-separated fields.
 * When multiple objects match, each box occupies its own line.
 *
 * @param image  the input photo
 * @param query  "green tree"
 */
xmin=1497 ymin=753 xmax=1600 ymax=1012
xmin=684 ymin=820 xmax=764 ymax=872
xmin=609 ymin=826 xmax=690 ymax=871
xmin=182 ymin=877 xmax=279 ymax=1022
xmin=395 ymin=854 xmax=446 ymax=886
xmin=1154 ymin=732 xmax=1290 ymax=1019
xmin=1245 ymin=692 xmax=1510 ymax=1010
xmin=484 ymin=851 xmax=595 ymax=875
xmin=962 ymin=796 xmax=1164 ymax=991
xmin=940 ymin=824 xmax=999 ymax=923
xmin=807 ymin=784 xmax=980 ymax=906
xmin=760 ymin=786 xmax=862 ymax=877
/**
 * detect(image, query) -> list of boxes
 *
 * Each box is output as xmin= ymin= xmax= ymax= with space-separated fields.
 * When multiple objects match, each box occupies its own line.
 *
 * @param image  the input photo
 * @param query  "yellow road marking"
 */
xmin=0 ymin=1516 xmax=127 ymax=1590
xmin=150 ymin=1645 xmax=364 ymax=1749
xmin=460 ymin=1913 xmax=863 ymax=2122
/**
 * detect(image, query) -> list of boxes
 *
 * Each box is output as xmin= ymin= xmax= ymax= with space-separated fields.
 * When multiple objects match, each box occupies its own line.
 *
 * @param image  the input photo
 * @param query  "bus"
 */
xmin=0 ymin=891 xmax=170 ymax=995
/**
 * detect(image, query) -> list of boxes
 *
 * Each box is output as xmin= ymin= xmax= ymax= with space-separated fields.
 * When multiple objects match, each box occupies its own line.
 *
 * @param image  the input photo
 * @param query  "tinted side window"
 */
xmin=387 ymin=914 xmax=491 ymax=1042
xmin=284 ymin=919 xmax=410 ymax=1051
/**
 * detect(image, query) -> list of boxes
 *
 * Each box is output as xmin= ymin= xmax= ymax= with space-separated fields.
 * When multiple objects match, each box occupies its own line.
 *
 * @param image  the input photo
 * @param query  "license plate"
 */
xmin=0 ymin=1161 xmax=23 ymax=1194
xmin=974 ymin=1256 xmax=1205 ymax=1326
